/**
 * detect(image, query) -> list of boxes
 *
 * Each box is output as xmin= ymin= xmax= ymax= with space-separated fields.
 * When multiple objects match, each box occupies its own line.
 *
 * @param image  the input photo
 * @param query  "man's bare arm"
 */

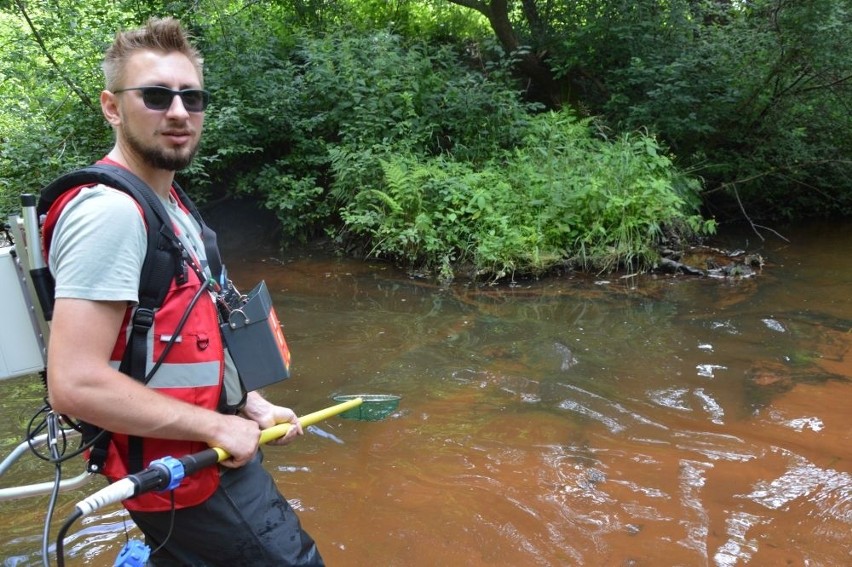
xmin=48 ymin=297 xmax=261 ymax=467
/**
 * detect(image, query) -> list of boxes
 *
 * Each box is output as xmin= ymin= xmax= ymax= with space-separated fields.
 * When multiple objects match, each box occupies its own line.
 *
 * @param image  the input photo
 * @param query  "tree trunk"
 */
xmin=449 ymin=0 xmax=565 ymax=107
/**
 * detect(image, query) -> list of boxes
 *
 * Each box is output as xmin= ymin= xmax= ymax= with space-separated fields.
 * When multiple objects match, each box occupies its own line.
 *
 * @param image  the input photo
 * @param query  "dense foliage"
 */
xmin=448 ymin=0 xmax=852 ymax=220
xmin=2 ymin=0 xmax=847 ymax=280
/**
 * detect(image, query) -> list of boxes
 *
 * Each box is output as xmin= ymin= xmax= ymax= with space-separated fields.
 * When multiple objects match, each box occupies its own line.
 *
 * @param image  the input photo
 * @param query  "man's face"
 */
xmin=112 ymin=50 xmax=205 ymax=171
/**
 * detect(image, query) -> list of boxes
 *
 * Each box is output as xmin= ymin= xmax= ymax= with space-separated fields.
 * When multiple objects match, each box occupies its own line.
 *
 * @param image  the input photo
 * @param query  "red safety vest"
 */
xmin=43 ymin=160 xmax=224 ymax=511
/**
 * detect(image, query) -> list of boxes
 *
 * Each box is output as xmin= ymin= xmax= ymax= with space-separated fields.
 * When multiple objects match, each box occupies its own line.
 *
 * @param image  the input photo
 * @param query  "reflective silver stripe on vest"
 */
xmin=108 ymin=360 xmax=220 ymax=388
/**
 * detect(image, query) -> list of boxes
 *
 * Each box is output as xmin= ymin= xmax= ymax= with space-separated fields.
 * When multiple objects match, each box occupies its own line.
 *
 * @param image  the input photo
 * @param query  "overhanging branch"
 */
xmin=14 ymin=0 xmax=96 ymax=113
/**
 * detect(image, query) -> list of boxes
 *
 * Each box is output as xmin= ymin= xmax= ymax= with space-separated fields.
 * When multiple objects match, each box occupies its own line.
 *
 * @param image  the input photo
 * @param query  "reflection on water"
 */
xmin=1 ymin=222 xmax=851 ymax=566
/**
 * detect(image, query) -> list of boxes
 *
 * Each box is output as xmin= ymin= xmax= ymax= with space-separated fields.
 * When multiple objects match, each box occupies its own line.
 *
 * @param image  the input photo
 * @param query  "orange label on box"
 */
xmin=267 ymin=307 xmax=291 ymax=369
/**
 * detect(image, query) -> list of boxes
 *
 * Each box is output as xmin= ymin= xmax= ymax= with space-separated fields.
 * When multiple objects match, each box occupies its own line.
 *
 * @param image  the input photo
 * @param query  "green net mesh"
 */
xmin=333 ymin=394 xmax=401 ymax=421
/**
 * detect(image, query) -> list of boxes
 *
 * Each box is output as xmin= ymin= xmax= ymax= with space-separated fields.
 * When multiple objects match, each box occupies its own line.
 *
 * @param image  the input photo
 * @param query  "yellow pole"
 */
xmin=211 ymin=397 xmax=363 ymax=462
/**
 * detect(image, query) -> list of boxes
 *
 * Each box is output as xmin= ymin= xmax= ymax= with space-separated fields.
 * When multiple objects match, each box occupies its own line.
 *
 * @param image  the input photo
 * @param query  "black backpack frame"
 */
xmin=37 ymin=164 xmax=224 ymax=474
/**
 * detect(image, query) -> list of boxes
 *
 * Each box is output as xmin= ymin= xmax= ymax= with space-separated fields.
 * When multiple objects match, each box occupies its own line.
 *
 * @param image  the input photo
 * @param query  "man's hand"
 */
xmin=239 ymin=391 xmax=303 ymax=446
xmin=207 ymin=413 xmax=263 ymax=468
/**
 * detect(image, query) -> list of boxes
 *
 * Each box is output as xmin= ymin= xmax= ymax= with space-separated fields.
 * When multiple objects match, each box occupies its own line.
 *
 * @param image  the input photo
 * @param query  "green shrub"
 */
xmin=210 ymin=29 xmax=537 ymax=240
xmin=338 ymin=110 xmax=714 ymax=281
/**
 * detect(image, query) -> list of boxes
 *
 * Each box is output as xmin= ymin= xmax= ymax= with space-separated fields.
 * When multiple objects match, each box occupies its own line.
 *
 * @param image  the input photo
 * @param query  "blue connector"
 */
xmin=114 ymin=539 xmax=150 ymax=567
xmin=150 ymin=455 xmax=185 ymax=492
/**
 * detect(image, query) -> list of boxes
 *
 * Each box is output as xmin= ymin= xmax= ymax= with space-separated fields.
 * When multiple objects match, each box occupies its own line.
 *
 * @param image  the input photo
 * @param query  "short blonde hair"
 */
xmin=102 ymin=17 xmax=203 ymax=90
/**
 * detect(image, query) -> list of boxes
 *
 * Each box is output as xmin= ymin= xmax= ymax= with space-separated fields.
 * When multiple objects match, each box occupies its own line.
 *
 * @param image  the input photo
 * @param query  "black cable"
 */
xmin=148 ymin=491 xmax=177 ymax=560
xmin=54 ymin=508 xmax=82 ymax=567
xmin=42 ymin=463 xmax=62 ymax=567
xmin=26 ymin=402 xmax=105 ymax=464
xmin=144 ymin=274 xmax=211 ymax=381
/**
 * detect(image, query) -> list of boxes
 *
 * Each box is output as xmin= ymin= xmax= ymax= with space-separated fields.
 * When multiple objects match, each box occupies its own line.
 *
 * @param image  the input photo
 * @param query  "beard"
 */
xmin=123 ymin=125 xmax=200 ymax=171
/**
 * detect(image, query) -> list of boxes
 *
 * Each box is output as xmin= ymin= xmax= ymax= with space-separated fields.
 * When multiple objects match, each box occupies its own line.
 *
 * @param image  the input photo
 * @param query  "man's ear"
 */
xmin=101 ymin=90 xmax=121 ymax=126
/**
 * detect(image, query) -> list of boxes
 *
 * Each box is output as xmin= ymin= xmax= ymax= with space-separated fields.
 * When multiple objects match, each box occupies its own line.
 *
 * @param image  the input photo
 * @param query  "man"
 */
xmin=46 ymin=17 xmax=323 ymax=565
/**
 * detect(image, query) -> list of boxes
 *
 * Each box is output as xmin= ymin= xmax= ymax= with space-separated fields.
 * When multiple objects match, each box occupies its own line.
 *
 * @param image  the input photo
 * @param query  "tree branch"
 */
xmin=14 ymin=0 xmax=96 ymax=112
xmin=448 ymin=0 xmax=490 ymax=17
xmin=795 ymin=72 xmax=852 ymax=95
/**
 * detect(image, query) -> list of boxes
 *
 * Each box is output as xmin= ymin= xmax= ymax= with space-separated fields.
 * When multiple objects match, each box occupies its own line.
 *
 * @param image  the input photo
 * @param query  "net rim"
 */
xmin=333 ymin=394 xmax=401 ymax=403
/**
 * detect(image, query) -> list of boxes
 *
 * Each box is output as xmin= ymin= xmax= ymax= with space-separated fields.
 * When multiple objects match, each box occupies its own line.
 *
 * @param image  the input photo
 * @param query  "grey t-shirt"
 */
xmin=49 ymin=185 xmax=146 ymax=302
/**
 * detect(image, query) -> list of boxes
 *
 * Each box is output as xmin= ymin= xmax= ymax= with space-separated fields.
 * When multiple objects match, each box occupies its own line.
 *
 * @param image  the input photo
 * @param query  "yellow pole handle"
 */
xmin=211 ymin=397 xmax=363 ymax=462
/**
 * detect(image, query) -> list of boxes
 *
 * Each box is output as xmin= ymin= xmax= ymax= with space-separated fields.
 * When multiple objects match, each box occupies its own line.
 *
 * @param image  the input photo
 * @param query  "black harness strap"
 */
xmin=172 ymin=183 xmax=224 ymax=284
xmin=40 ymin=164 xmax=223 ymax=474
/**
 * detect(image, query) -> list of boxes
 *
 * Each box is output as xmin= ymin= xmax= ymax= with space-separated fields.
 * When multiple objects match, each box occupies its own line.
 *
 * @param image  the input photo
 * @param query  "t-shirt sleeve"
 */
xmin=48 ymin=185 xmax=147 ymax=303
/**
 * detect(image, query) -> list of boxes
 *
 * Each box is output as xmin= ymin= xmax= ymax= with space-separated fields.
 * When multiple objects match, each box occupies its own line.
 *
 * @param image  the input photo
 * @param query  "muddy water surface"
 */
xmin=1 ymin=222 xmax=850 ymax=566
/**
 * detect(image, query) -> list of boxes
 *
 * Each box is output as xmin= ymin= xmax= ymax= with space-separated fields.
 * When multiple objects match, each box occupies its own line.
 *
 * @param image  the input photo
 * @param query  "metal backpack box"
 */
xmin=0 ymin=243 xmax=46 ymax=380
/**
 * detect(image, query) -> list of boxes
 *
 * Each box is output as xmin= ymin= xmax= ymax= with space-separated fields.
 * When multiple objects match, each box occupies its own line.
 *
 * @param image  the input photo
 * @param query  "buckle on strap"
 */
xmin=86 ymin=438 xmax=110 ymax=474
xmin=132 ymin=307 xmax=155 ymax=332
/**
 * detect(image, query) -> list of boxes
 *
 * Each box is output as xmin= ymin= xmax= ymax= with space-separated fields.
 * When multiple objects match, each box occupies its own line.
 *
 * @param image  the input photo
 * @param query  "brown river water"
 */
xmin=1 ymin=221 xmax=850 ymax=566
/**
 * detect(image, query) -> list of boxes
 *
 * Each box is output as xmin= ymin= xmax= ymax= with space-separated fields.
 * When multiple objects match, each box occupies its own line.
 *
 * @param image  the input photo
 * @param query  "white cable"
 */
xmin=75 ymin=478 xmax=136 ymax=516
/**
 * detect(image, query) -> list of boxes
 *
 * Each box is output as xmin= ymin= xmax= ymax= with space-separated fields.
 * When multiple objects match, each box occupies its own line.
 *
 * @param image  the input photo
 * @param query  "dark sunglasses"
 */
xmin=112 ymin=86 xmax=210 ymax=112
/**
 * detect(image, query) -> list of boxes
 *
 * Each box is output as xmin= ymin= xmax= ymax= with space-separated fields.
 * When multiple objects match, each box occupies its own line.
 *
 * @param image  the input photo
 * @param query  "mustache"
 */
xmin=159 ymin=125 xmax=197 ymax=136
